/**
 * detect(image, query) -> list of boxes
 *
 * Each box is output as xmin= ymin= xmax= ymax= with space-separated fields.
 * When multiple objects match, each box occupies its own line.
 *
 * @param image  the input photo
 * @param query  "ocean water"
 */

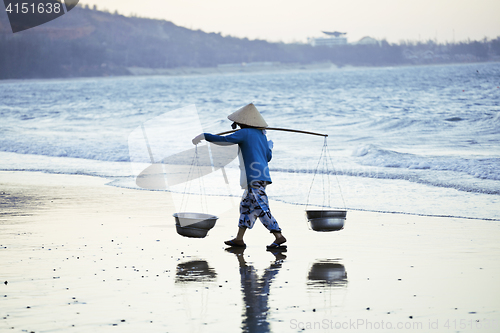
xmin=1 ymin=63 xmax=499 ymax=220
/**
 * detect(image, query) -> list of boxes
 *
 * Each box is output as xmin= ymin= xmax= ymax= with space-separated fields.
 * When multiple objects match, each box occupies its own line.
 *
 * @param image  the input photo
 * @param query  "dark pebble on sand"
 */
xmin=313 ymin=309 xmax=316 ymax=312
xmin=4 ymin=281 xmax=7 ymax=285
xmin=409 ymin=316 xmax=413 ymax=319
xmin=366 ymin=307 xmax=370 ymax=310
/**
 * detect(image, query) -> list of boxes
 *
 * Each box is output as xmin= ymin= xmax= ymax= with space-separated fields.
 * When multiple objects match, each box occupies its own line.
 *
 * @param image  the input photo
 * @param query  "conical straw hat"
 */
xmin=227 ymin=103 xmax=268 ymax=128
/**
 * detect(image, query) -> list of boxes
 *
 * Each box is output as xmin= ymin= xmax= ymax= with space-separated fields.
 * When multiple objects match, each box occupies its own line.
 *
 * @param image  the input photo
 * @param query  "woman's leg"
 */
xmin=235 ymin=226 xmax=247 ymax=241
xmin=250 ymin=184 xmax=286 ymax=244
xmin=225 ymin=190 xmax=256 ymax=246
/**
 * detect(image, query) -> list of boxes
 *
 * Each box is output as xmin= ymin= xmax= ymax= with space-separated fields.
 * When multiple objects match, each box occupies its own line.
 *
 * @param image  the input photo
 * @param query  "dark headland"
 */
xmin=0 ymin=5 xmax=499 ymax=79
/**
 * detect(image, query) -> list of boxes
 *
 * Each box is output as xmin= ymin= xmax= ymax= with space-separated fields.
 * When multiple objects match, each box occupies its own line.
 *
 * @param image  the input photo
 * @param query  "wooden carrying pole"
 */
xmin=216 ymin=127 xmax=328 ymax=137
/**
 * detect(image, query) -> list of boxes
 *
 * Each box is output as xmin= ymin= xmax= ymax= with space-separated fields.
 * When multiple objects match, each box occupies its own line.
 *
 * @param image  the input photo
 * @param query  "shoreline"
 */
xmin=2 ymin=158 xmax=498 ymax=222
xmin=1 ymin=61 xmax=498 ymax=83
xmin=1 ymin=170 xmax=500 ymax=332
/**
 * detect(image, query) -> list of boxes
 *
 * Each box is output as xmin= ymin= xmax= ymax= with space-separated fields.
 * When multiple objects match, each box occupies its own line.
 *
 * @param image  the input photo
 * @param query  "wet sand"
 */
xmin=1 ymin=171 xmax=500 ymax=332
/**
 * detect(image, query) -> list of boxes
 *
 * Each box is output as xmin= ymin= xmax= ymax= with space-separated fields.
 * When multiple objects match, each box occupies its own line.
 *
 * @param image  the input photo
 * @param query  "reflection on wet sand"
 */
xmin=307 ymin=259 xmax=347 ymax=289
xmin=172 ymin=256 xmax=347 ymax=332
xmin=175 ymin=259 xmax=217 ymax=283
xmin=306 ymin=259 xmax=348 ymax=318
xmin=225 ymin=247 xmax=286 ymax=333
xmin=174 ymin=259 xmax=219 ymax=329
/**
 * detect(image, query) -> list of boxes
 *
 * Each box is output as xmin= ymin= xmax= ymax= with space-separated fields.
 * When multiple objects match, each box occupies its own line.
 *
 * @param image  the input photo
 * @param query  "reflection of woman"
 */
xmin=225 ymin=247 xmax=285 ymax=332
xmin=192 ymin=104 xmax=286 ymax=249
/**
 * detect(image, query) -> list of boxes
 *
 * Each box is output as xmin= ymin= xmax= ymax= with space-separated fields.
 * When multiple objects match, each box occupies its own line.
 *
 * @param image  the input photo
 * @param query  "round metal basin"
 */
xmin=173 ymin=212 xmax=218 ymax=238
xmin=306 ymin=210 xmax=346 ymax=232
xmin=175 ymin=225 xmax=211 ymax=238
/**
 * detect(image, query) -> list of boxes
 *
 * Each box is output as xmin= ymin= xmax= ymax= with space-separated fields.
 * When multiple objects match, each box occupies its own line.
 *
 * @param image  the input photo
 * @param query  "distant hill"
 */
xmin=0 ymin=6 xmax=498 ymax=79
xmin=0 ymin=6 xmax=314 ymax=78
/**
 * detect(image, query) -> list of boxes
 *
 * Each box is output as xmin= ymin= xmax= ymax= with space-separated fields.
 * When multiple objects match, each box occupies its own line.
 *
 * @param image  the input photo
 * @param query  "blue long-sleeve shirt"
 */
xmin=204 ymin=128 xmax=272 ymax=186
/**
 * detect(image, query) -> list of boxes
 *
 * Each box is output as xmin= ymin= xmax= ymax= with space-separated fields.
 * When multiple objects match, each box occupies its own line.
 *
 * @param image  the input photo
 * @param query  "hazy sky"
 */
xmin=78 ymin=0 xmax=500 ymax=44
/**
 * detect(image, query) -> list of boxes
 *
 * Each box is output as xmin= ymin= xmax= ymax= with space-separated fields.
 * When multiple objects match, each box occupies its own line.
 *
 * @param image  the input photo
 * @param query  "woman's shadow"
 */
xmin=225 ymin=247 xmax=286 ymax=333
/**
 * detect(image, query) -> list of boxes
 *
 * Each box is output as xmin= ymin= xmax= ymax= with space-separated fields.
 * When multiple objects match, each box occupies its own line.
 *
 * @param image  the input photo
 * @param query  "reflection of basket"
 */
xmin=175 ymin=260 xmax=217 ymax=283
xmin=306 ymin=210 xmax=346 ymax=232
xmin=307 ymin=260 xmax=347 ymax=288
xmin=173 ymin=212 xmax=218 ymax=238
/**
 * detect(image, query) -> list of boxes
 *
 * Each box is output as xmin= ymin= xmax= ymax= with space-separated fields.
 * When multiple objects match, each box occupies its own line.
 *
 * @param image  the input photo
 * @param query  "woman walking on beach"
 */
xmin=192 ymin=103 xmax=286 ymax=249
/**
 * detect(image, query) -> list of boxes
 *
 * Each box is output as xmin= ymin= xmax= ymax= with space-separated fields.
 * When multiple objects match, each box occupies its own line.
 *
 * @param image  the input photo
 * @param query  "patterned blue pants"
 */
xmin=238 ymin=181 xmax=281 ymax=232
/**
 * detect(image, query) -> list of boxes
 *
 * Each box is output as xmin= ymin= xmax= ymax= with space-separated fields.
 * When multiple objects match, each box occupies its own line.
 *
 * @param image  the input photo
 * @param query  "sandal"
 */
xmin=266 ymin=243 xmax=287 ymax=250
xmin=266 ymin=236 xmax=287 ymax=250
xmin=224 ymin=239 xmax=246 ymax=247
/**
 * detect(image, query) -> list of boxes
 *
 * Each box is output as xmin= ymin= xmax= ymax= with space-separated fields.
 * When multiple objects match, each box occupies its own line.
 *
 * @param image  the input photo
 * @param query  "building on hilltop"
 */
xmin=308 ymin=31 xmax=347 ymax=47
xmin=353 ymin=36 xmax=380 ymax=46
xmin=308 ymin=32 xmax=382 ymax=47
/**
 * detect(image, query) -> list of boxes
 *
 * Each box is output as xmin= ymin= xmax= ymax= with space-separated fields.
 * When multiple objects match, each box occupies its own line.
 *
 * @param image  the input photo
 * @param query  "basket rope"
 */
xmin=305 ymin=137 xmax=346 ymax=214
xmin=179 ymin=146 xmax=208 ymax=214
